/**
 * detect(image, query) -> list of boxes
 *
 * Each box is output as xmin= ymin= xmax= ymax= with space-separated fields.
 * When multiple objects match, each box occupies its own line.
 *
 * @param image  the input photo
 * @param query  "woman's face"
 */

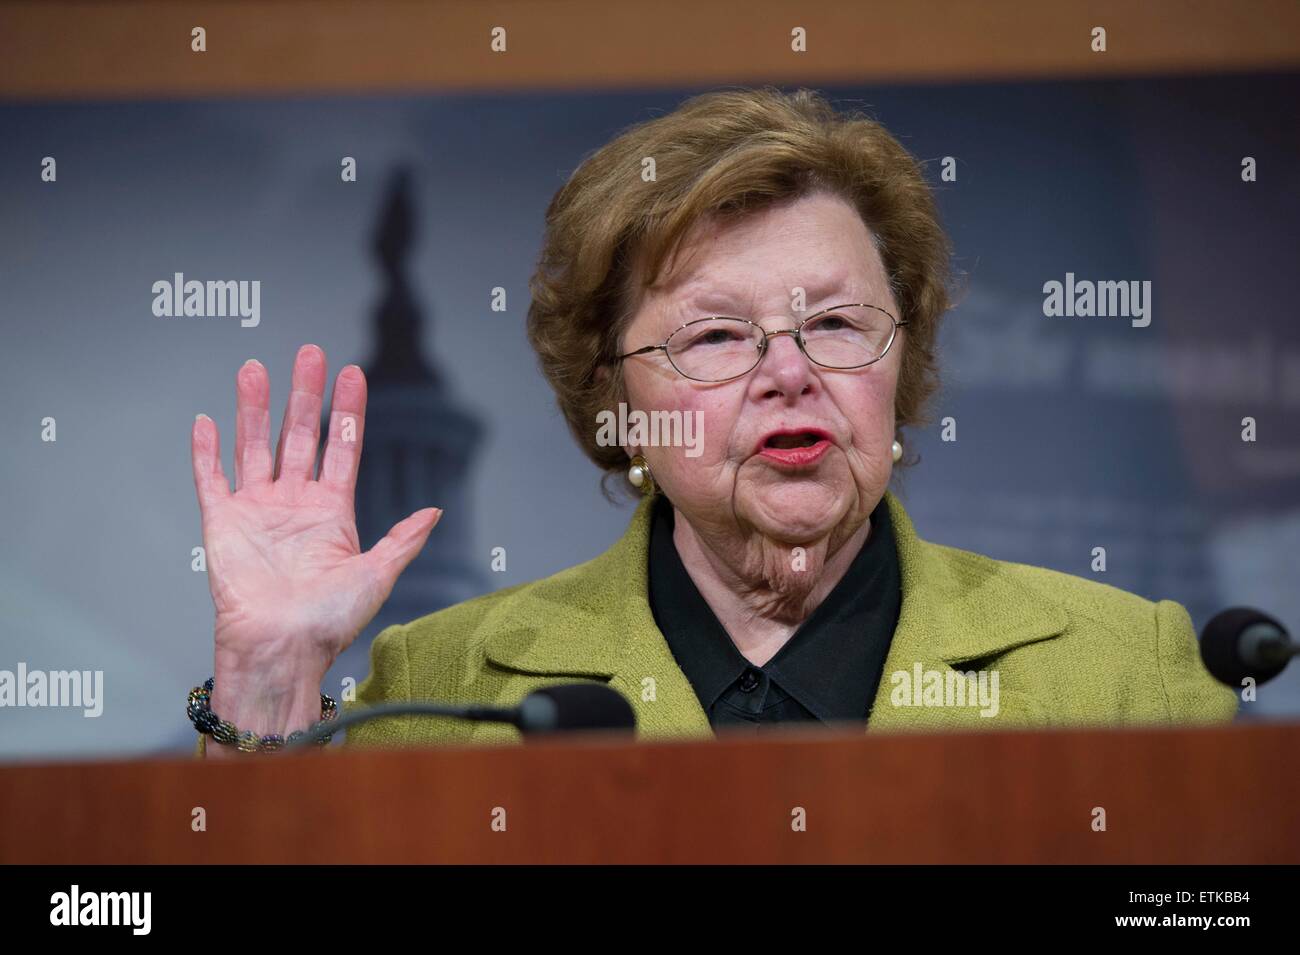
xmin=619 ymin=190 xmax=902 ymax=547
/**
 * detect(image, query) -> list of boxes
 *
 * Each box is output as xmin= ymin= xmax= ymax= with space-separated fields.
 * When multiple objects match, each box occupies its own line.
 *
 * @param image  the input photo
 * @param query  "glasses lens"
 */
xmin=666 ymin=318 xmax=763 ymax=381
xmin=800 ymin=306 xmax=894 ymax=368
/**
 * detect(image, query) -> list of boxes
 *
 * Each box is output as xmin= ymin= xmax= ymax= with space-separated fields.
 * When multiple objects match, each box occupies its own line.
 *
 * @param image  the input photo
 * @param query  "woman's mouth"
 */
xmin=757 ymin=430 xmax=833 ymax=468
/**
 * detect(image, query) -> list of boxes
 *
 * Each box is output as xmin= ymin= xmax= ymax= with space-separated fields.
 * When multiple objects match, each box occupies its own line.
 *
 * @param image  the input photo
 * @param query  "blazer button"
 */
xmin=738 ymin=669 xmax=761 ymax=693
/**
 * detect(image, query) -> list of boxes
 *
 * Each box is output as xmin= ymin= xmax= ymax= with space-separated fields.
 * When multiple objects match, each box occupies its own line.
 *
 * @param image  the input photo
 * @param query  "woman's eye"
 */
xmin=694 ymin=329 xmax=741 ymax=346
xmin=815 ymin=315 xmax=847 ymax=331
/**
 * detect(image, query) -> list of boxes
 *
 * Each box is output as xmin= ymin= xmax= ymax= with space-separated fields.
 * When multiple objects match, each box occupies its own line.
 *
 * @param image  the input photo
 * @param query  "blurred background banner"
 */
xmin=1 ymin=1 xmax=1298 ymax=758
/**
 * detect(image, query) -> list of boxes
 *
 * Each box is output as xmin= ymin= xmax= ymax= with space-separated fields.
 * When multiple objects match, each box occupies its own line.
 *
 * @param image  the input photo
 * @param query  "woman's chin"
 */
xmin=737 ymin=484 xmax=850 ymax=544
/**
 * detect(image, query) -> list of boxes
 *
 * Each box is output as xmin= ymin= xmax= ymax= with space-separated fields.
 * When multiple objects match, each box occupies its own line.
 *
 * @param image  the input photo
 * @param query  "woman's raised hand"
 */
xmin=190 ymin=344 xmax=441 ymax=746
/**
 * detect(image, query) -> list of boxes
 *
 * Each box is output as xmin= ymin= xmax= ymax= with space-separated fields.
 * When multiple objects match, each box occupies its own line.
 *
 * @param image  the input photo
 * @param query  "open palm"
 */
xmin=191 ymin=344 xmax=440 ymax=680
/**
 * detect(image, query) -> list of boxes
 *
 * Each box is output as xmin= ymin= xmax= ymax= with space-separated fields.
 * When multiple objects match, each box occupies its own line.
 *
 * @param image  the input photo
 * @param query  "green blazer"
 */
xmin=195 ymin=488 xmax=1236 ymax=755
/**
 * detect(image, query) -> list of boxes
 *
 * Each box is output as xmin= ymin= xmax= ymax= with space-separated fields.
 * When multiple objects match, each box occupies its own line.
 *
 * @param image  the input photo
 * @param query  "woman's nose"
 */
xmin=753 ymin=329 xmax=816 ymax=395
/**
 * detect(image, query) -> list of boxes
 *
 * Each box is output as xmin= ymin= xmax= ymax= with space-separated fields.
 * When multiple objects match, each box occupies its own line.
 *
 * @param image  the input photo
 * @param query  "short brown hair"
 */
xmin=526 ymin=86 xmax=953 ymax=496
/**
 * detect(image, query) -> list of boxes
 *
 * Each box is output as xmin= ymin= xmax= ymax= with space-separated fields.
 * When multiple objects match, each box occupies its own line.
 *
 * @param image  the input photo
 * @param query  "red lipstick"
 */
xmin=755 ymin=428 xmax=834 ymax=468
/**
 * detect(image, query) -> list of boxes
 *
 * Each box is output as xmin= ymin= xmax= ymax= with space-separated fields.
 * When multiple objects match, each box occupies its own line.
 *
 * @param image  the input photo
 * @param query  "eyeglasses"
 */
xmin=615 ymin=303 xmax=908 ymax=383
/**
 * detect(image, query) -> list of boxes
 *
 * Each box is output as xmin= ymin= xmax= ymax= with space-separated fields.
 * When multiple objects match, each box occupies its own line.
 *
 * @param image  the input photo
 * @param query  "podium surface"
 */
xmin=2 ymin=723 xmax=1296 ymax=864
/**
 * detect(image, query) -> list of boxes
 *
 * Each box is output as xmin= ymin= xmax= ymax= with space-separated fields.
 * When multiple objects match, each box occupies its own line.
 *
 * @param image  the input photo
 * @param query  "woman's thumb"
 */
xmin=365 ymin=507 xmax=442 ymax=587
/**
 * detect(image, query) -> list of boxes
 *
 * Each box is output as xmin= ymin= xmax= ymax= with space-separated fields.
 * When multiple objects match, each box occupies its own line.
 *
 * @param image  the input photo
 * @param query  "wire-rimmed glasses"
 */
xmin=614 ymin=303 xmax=908 ymax=382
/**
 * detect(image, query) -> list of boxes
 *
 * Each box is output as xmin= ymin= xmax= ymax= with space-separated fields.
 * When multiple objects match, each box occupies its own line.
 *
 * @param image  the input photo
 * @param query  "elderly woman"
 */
xmin=190 ymin=88 xmax=1234 ymax=756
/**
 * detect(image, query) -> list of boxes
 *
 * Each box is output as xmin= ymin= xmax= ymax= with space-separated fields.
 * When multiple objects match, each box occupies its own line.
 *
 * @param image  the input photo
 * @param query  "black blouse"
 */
xmin=647 ymin=493 xmax=901 ymax=733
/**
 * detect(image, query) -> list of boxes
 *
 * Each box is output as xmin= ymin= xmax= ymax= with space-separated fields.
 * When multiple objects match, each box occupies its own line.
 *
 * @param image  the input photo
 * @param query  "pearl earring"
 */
xmin=891 ymin=439 xmax=903 ymax=463
xmin=628 ymin=454 xmax=655 ymax=494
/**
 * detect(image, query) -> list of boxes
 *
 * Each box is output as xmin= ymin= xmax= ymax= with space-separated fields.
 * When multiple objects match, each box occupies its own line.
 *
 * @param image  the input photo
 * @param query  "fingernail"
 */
xmin=242 ymin=358 xmax=261 ymax=367
xmin=195 ymin=413 xmax=210 ymax=421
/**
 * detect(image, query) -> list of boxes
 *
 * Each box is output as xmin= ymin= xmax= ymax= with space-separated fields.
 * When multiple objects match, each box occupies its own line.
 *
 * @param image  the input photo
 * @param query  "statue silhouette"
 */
xmin=326 ymin=165 xmax=486 ymax=694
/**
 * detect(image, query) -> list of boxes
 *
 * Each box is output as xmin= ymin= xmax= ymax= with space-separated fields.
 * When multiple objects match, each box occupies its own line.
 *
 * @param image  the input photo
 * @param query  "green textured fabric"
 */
xmin=195 ymin=488 xmax=1236 ymax=756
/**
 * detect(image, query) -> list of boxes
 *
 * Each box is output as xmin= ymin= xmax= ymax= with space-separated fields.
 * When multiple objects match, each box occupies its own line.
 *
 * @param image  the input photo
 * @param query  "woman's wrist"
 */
xmin=207 ymin=677 xmax=328 ymax=741
xmin=207 ymin=647 xmax=332 ymax=741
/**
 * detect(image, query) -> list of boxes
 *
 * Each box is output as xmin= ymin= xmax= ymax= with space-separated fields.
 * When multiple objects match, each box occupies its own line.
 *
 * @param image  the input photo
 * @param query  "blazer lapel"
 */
xmin=481 ymin=494 xmax=713 ymax=741
xmin=866 ymin=489 xmax=1068 ymax=731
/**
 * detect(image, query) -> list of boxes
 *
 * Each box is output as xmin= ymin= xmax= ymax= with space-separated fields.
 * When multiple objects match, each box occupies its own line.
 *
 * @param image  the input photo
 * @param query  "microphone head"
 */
xmin=1200 ymin=607 xmax=1290 ymax=687
xmin=516 ymin=683 xmax=637 ymax=735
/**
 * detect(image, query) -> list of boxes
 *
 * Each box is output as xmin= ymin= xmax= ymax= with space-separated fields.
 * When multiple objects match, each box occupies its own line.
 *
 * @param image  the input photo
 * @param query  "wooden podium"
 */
xmin=2 ymin=722 xmax=1297 ymax=864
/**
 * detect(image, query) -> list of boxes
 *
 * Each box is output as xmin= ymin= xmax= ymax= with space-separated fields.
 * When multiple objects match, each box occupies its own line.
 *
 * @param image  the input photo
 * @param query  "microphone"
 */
xmin=1199 ymin=607 xmax=1295 ymax=688
xmin=285 ymin=682 xmax=636 ymax=750
xmin=510 ymin=683 xmax=638 ymax=733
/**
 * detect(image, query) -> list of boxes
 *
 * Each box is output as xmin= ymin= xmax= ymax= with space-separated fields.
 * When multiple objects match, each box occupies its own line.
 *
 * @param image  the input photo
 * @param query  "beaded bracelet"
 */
xmin=187 ymin=677 xmax=338 ymax=753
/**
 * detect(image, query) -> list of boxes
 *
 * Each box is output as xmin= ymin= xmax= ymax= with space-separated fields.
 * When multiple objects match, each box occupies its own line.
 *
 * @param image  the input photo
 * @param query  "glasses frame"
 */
xmin=614 ymin=302 xmax=909 ymax=383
